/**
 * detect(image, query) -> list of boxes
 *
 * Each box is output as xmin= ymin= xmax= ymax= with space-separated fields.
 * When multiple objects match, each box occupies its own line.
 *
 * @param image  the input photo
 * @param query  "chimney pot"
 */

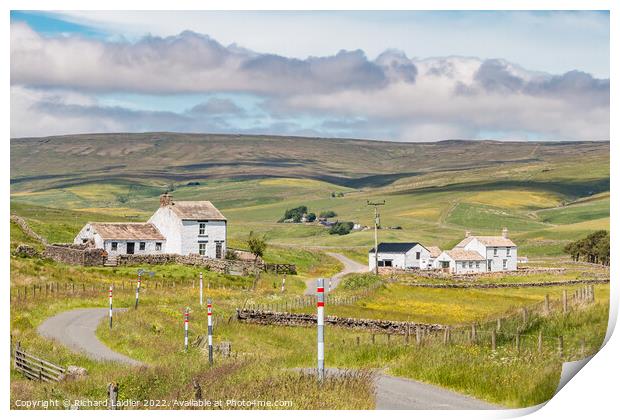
xmin=160 ymin=192 xmax=173 ymax=207
xmin=502 ymin=227 xmax=509 ymax=238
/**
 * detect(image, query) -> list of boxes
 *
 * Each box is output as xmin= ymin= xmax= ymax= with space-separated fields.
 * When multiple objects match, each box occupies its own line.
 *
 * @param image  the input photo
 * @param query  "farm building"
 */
xmin=435 ymin=249 xmax=486 ymax=274
xmin=74 ymin=193 xmax=227 ymax=259
xmin=434 ymin=228 xmax=518 ymax=274
xmin=74 ymin=222 xmax=166 ymax=256
xmin=368 ymin=242 xmax=431 ymax=271
xmin=426 ymin=246 xmax=442 ymax=268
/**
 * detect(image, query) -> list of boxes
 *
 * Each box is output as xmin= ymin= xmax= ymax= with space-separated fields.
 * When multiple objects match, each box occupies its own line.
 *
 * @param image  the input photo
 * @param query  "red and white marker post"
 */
xmin=317 ymin=278 xmax=325 ymax=382
xmin=108 ymin=285 xmax=113 ymax=329
xmin=207 ymin=299 xmax=213 ymax=365
xmin=184 ymin=307 xmax=190 ymax=352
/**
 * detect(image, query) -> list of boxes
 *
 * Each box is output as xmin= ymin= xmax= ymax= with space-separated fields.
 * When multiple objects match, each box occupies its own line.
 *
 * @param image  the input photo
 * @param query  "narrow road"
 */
xmin=297 ymin=368 xmax=499 ymax=409
xmin=38 ymin=308 xmax=142 ymax=366
xmin=375 ymin=372 xmax=499 ymax=410
xmin=304 ymin=252 xmax=368 ymax=295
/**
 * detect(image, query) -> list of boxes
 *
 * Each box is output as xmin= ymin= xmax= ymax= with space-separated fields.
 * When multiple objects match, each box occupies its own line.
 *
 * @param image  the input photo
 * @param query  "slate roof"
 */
xmin=89 ymin=223 xmax=165 ymax=241
xmin=444 ymin=249 xmax=486 ymax=261
xmin=369 ymin=242 xmax=426 ymax=254
xmin=455 ymin=236 xmax=516 ymax=248
xmin=168 ymin=201 xmax=226 ymax=221
xmin=427 ymin=246 xmax=442 ymax=258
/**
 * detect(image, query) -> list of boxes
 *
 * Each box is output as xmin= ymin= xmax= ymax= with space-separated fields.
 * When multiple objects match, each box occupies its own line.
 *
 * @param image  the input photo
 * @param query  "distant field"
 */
xmin=10 ymin=134 xmax=609 ymax=258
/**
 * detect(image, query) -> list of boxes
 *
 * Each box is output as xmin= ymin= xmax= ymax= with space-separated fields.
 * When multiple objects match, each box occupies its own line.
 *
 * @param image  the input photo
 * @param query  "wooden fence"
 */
xmin=13 ymin=343 xmax=65 ymax=382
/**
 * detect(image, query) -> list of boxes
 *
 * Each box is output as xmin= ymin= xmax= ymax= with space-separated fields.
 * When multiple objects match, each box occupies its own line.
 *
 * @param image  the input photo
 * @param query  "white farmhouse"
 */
xmin=435 ymin=249 xmax=486 ymax=274
xmin=148 ymin=193 xmax=227 ymax=258
xmin=368 ymin=242 xmax=431 ymax=271
xmin=74 ymin=193 xmax=227 ymax=259
xmin=74 ymin=222 xmax=166 ymax=256
xmin=434 ymin=228 xmax=518 ymax=274
xmin=426 ymin=246 xmax=442 ymax=269
xmin=455 ymin=228 xmax=517 ymax=272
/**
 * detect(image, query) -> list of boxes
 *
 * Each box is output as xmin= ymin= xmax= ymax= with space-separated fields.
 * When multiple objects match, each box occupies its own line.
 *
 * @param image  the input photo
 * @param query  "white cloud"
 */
xmin=10 ymin=23 xmax=609 ymax=141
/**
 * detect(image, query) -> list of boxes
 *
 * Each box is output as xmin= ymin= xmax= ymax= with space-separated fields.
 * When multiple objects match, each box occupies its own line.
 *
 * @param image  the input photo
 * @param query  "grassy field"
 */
xmin=9 ymin=134 xmax=611 ymax=409
xmin=10 ymin=252 xmax=609 ymax=409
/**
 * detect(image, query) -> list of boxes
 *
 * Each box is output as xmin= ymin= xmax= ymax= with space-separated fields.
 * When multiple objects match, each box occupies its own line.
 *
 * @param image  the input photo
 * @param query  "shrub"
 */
xmin=278 ymin=206 xmax=308 ymax=223
xmin=319 ymin=210 xmax=337 ymax=218
xmin=329 ymin=221 xmax=354 ymax=235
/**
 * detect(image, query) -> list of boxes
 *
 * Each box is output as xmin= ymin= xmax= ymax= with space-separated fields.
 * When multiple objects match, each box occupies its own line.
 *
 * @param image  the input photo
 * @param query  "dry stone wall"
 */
xmin=115 ymin=253 xmax=260 ymax=276
xmin=43 ymin=244 xmax=106 ymax=266
xmin=236 ymin=309 xmax=445 ymax=334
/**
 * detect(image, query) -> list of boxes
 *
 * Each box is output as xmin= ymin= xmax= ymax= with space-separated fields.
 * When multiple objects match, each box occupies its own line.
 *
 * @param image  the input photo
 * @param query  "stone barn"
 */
xmin=74 ymin=222 xmax=166 ymax=256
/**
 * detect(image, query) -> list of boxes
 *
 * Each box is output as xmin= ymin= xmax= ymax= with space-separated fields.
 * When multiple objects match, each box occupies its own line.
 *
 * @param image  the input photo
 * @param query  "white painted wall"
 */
xmin=148 ymin=207 xmax=183 ymax=254
xmin=434 ymin=252 xmax=486 ymax=274
xmin=180 ymin=220 xmax=227 ymax=258
xmin=462 ymin=238 xmax=518 ymax=272
xmin=102 ymin=239 xmax=165 ymax=256
xmin=368 ymin=244 xmax=432 ymax=271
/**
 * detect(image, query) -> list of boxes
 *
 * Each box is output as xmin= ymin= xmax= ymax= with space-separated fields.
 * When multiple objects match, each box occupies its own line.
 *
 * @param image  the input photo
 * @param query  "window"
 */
xmin=199 ymin=223 xmax=206 ymax=236
xmin=111 ymin=242 xmax=118 ymax=251
xmin=469 ymin=261 xmax=473 ymax=268
xmin=416 ymin=251 xmax=421 ymax=260
xmin=384 ymin=260 xmax=393 ymax=267
xmin=493 ymin=247 xmax=498 ymax=256
xmin=199 ymin=243 xmax=206 ymax=256
xmin=155 ymin=242 xmax=162 ymax=251
xmin=139 ymin=242 xmax=145 ymax=251
xmin=502 ymin=259 xmax=507 ymax=269
xmin=506 ymin=247 xmax=511 ymax=256
xmin=475 ymin=262 xmax=480 ymax=268
xmin=378 ymin=260 xmax=385 ymax=267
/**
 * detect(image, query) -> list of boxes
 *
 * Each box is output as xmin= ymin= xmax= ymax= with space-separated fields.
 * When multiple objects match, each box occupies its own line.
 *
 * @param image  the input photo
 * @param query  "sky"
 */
xmin=10 ymin=10 xmax=610 ymax=142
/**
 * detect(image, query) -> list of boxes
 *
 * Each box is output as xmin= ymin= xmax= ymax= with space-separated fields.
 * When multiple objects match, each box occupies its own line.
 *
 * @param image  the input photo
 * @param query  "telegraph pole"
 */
xmin=367 ymin=200 xmax=385 ymax=275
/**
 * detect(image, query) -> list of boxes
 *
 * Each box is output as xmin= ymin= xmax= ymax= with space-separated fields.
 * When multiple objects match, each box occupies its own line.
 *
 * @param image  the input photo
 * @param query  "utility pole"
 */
xmin=367 ymin=200 xmax=385 ymax=275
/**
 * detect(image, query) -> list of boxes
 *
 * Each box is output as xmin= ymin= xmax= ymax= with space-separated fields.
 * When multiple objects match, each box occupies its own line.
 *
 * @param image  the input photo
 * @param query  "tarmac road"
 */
xmin=304 ymin=252 xmax=368 ymax=295
xmin=37 ymin=308 xmax=142 ymax=366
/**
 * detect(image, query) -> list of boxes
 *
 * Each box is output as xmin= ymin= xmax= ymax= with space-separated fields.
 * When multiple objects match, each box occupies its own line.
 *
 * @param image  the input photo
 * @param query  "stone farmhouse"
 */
xmin=74 ymin=193 xmax=227 ymax=259
xmin=368 ymin=242 xmax=431 ymax=271
xmin=435 ymin=228 xmax=517 ymax=274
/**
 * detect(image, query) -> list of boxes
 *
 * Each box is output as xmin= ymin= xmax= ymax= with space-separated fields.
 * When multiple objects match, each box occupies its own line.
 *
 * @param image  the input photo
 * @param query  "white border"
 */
xmin=2 ymin=2 xmax=616 ymax=420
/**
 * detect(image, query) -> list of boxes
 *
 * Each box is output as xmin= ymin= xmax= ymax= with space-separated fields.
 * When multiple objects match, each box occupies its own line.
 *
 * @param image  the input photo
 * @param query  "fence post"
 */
xmin=135 ymin=272 xmax=142 ymax=310
xmin=522 ymin=307 xmax=528 ymax=324
xmin=491 ymin=329 xmax=496 ymax=351
xmin=372 ymin=334 xmax=375 ymax=345
xmin=544 ymin=294 xmax=550 ymax=314
xmin=471 ymin=324 xmax=477 ymax=344
xmin=591 ymin=285 xmax=595 ymax=303
xmin=496 ymin=318 xmax=501 ymax=332
xmin=558 ymin=336 xmax=564 ymax=358
xmin=416 ymin=326 xmax=421 ymax=346
xmin=108 ymin=285 xmax=113 ymax=329
xmin=562 ymin=290 xmax=568 ymax=314
xmin=184 ymin=307 xmax=190 ymax=352
xmin=406 ymin=325 xmax=410 ymax=345
xmin=443 ymin=327 xmax=450 ymax=345
xmin=580 ymin=338 xmax=586 ymax=358
xmin=317 ymin=278 xmax=325 ymax=383
xmin=356 ymin=336 xmax=360 ymax=346
xmin=281 ymin=275 xmax=286 ymax=293
xmin=538 ymin=331 xmax=543 ymax=353
xmin=515 ymin=332 xmax=520 ymax=353
xmin=207 ymin=299 xmax=213 ymax=365
xmin=107 ymin=382 xmax=119 ymax=410
xmin=199 ymin=272 xmax=204 ymax=307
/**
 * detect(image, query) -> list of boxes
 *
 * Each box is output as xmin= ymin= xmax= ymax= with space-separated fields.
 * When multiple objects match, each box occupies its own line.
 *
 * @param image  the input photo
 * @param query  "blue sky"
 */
xmin=10 ymin=10 xmax=610 ymax=141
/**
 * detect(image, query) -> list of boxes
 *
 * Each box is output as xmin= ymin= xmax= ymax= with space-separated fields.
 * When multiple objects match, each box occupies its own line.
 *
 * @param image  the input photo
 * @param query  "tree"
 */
xmin=564 ymin=230 xmax=609 ymax=265
xmin=306 ymin=212 xmax=317 ymax=222
xmin=329 ymin=221 xmax=354 ymax=235
xmin=247 ymin=231 xmax=267 ymax=262
xmin=278 ymin=205 xmax=308 ymax=222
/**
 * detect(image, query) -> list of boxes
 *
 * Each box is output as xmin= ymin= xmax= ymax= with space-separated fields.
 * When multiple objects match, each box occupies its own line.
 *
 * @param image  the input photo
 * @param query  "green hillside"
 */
xmin=10 ymin=134 xmax=609 ymax=257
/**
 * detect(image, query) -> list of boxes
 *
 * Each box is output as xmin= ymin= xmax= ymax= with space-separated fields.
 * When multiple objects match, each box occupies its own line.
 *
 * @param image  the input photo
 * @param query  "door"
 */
xmin=215 ymin=242 xmax=223 ymax=259
xmin=487 ymin=259 xmax=492 ymax=272
xmin=127 ymin=242 xmax=135 ymax=255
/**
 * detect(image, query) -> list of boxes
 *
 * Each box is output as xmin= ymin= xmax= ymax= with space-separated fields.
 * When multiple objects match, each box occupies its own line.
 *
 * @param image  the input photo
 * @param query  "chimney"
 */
xmin=160 ymin=192 xmax=173 ymax=207
xmin=502 ymin=227 xmax=509 ymax=238
xmin=465 ymin=230 xmax=471 ymax=238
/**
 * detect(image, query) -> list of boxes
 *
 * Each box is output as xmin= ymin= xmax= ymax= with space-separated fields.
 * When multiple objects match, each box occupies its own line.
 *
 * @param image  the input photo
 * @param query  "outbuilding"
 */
xmin=368 ymin=242 xmax=431 ymax=271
